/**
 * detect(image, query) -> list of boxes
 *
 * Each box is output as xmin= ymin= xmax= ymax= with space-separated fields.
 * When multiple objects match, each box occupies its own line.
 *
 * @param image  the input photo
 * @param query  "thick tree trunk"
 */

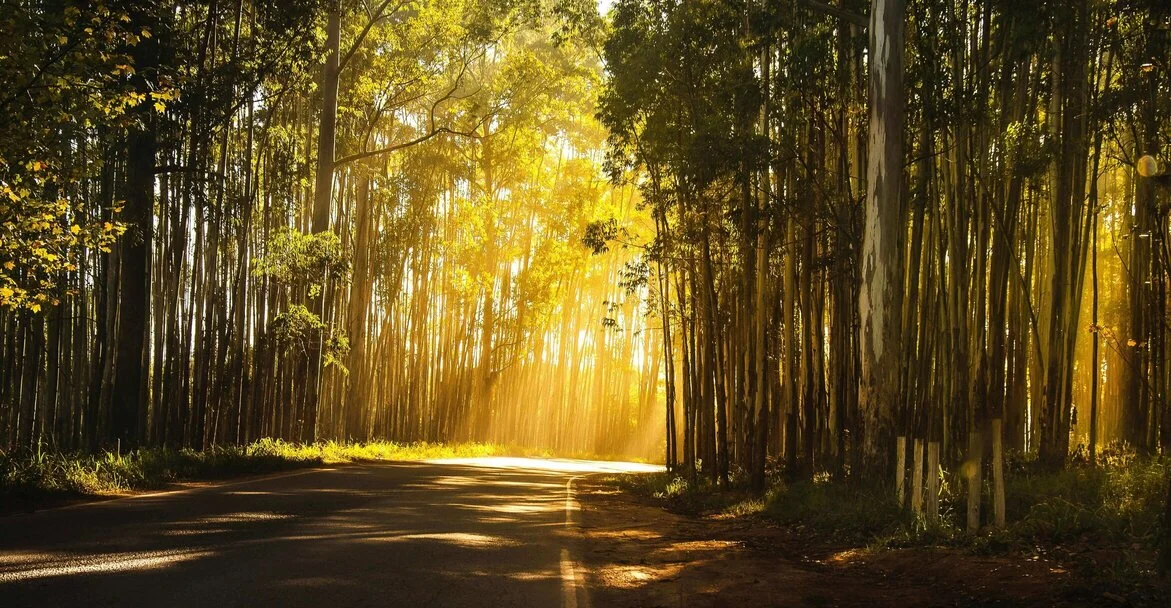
xmin=859 ymin=0 xmax=905 ymax=475
xmin=111 ymin=21 xmax=158 ymax=449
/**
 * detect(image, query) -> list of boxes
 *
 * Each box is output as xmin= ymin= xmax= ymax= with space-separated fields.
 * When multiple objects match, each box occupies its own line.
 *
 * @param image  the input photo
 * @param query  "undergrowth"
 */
xmin=0 ymin=439 xmax=536 ymax=502
xmin=607 ymin=447 xmax=1168 ymax=558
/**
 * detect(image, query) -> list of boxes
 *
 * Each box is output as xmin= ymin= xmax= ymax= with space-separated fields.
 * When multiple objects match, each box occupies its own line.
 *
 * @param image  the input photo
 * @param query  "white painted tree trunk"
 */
xmin=927 ymin=441 xmax=940 ymax=524
xmin=895 ymin=435 xmax=906 ymax=506
xmin=993 ymin=419 xmax=1006 ymax=528
xmin=967 ymin=430 xmax=983 ymax=532
xmin=911 ymin=438 xmax=924 ymax=515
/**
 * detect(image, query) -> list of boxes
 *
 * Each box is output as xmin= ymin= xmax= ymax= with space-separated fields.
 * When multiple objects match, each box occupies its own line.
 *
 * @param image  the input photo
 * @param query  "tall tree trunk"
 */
xmin=111 ymin=19 xmax=159 ymax=450
xmin=859 ymin=0 xmax=906 ymax=476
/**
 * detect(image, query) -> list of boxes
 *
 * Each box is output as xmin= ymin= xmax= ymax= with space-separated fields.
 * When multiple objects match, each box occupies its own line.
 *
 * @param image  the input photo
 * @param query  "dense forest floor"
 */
xmin=0 ymin=440 xmax=580 ymax=514
xmin=581 ymin=468 xmax=1171 ymax=607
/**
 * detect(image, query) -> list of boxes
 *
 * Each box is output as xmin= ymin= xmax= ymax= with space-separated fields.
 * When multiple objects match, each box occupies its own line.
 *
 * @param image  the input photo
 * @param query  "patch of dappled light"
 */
xmin=507 ymin=570 xmax=558 ymax=581
xmin=496 ymin=502 xmax=557 ymax=514
xmin=826 ymin=548 xmax=867 ymax=565
xmin=0 ymin=552 xmax=60 ymax=566
xmin=473 ymin=515 xmax=524 ymax=524
xmin=424 ymin=457 xmax=663 ymax=475
xmin=431 ymin=568 xmax=557 ymax=581
xmin=161 ymin=527 xmax=230 ymax=537
xmin=664 ymin=540 xmax=739 ymax=552
xmin=0 ymin=548 xmax=213 ymax=582
xmin=471 ymin=480 xmax=566 ymax=489
xmin=428 ymin=475 xmax=480 ymax=487
xmin=597 ymin=562 xmax=685 ymax=590
xmin=281 ymin=576 xmax=359 ymax=587
xmin=300 ymin=489 xmax=384 ymax=497
xmin=446 ymin=501 xmax=559 ymax=515
xmin=200 ymin=511 xmax=296 ymax=524
xmin=587 ymin=528 xmax=663 ymax=541
xmin=370 ymin=532 xmax=520 ymax=549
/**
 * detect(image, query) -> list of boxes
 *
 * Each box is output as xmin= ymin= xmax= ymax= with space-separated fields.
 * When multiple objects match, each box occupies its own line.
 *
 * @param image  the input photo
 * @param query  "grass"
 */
xmin=1004 ymin=453 xmax=1167 ymax=547
xmin=0 ymin=439 xmax=548 ymax=504
xmin=606 ymin=448 xmax=1169 ymax=565
xmin=605 ymin=469 xmax=776 ymax=520
xmin=604 ymin=460 xmax=1168 ymax=600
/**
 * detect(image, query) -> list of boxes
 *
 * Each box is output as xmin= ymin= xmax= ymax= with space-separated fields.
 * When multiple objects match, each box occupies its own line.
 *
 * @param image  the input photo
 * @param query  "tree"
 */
xmin=858 ymin=0 xmax=905 ymax=477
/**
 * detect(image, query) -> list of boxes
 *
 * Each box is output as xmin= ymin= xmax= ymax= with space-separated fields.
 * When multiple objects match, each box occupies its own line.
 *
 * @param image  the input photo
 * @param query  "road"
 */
xmin=0 ymin=457 xmax=660 ymax=608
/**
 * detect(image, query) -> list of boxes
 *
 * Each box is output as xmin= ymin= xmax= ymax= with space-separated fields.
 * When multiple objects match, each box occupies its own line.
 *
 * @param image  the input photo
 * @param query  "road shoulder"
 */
xmin=575 ymin=478 xmax=1083 ymax=607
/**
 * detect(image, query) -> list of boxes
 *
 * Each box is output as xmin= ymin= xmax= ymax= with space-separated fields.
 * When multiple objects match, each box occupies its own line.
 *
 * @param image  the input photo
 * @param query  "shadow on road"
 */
xmin=0 ymin=458 xmax=651 ymax=607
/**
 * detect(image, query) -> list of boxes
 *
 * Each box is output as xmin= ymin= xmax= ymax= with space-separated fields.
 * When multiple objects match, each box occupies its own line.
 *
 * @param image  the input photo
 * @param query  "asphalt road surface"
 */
xmin=0 ymin=457 xmax=660 ymax=608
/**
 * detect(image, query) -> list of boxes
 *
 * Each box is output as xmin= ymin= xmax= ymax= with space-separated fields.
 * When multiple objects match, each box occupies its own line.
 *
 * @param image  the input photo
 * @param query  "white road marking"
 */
xmin=560 ymin=548 xmax=579 ymax=608
xmin=561 ymin=475 xmax=591 ymax=608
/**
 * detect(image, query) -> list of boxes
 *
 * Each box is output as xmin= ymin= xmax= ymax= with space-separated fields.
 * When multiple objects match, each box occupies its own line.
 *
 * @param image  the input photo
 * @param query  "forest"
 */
xmin=2 ymin=0 xmax=1171 ymax=589
xmin=0 ymin=0 xmax=666 ymax=458
xmin=603 ymin=0 xmax=1171 ymax=527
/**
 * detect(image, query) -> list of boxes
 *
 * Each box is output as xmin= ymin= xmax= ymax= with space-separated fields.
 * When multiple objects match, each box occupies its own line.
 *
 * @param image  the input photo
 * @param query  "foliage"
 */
xmin=267 ymin=304 xmax=350 ymax=372
xmin=0 ymin=2 xmax=152 ymax=310
xmin=254 ymin=228 xmax=348 ymax=294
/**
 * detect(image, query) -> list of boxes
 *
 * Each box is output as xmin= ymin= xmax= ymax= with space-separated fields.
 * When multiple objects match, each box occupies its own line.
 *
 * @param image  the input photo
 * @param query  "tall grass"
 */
xmin=1004 ymin=450 xmax=1167 ymax=546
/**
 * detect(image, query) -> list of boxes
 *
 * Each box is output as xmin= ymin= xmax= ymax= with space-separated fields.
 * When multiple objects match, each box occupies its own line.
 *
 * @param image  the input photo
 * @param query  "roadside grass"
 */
xmin=604 ymin=449 xmax=1169 ymax=583
xmin=0 ymin=439 xmax=560 ymax=504
xmin=604 ymin=469 xmax=774 ymax=519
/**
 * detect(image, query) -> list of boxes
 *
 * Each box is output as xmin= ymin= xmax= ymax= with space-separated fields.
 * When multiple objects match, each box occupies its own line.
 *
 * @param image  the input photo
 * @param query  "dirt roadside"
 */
xmin=574 ymin=478 xmax=1149 ymax=608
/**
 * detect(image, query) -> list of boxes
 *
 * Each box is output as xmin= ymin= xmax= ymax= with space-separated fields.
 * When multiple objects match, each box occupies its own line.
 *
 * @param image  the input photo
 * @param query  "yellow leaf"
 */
xmin=70 ymin=224 xmax=81 ymax=235
xmin=29 ymin=303 xmax=41 ymax=313
xmin=3 ymin=262 xmax=13 ymax=270
xmin=0 ymin=287 xmax=12 ymax=298
xmin=154 ymin=101 xmax=166 ymax=113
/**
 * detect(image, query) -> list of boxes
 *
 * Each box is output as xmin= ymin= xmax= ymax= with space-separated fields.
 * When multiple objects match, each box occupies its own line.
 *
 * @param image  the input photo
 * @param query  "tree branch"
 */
xmin=333 ymin=127 xmax=479 ymax=167
xmin=339 ymin=0 xmax=416 ymax=73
